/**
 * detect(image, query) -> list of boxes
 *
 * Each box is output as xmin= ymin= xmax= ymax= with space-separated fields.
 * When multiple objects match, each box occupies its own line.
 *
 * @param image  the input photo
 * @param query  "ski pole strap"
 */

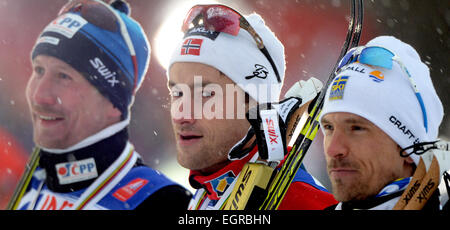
xmin=262 ymin=99 xmax=323 ymax=209
xmin=403 ymin=155 xmax=441 ymax=210
xmin=246 ymin=98 xmax=301 ymax=162
xmin=258 ymin=109 xmax=285 ymax=162
xmin=247 ymin=97 xmax=302 ymax=162
xmin=258 ymin=85 xmax=326 ymax=209
xmin=393 ymin=158 xmax=427 ymax=209
xmin=260 ymin=106 xmax=322 ymax=210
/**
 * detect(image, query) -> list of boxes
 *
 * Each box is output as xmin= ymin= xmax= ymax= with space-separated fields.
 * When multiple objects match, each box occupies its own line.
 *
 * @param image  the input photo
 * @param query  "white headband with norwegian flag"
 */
xmin=167 ymin=13 xmax=286 ymax=104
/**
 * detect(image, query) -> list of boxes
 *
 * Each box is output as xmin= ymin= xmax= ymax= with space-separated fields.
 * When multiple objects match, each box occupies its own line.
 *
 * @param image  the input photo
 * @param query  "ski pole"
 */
xmin=6 ymin=147 xmax=40 ymax=210
xmin=260 ymin=0 xmax=364 ymax=210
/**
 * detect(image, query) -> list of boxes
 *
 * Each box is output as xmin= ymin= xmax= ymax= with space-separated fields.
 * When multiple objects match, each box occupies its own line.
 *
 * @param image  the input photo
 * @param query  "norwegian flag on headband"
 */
xmin=181 ymin=38 xmax=203 ymax=56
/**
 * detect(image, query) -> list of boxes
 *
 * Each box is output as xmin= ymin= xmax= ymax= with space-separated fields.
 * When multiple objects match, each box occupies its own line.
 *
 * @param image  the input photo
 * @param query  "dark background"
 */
xmin=0 ymin=0 xmax=448 ymax=209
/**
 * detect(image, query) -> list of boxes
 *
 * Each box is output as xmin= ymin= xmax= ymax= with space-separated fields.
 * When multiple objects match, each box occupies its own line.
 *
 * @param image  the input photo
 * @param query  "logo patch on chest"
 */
xmin=55 ymin=158 xmax=98 ymax=185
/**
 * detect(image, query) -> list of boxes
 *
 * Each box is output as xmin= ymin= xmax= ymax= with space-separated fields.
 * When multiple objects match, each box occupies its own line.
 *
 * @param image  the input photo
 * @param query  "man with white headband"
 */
xmin=319 ymin=35 xmax=448 ymax=210
xmin=14 ymin=0 xmax=191 ymax=210
xmin=167 ymin=4 xmax=337 ymax=210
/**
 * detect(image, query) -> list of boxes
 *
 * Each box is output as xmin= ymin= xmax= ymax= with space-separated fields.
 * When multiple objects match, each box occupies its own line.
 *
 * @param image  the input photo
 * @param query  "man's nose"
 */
xmin=324 ymin=128 xmax=350 ymax=159
xmin=171 ymin=97 xmax=196 ymax=125
xmin=29 ymin=75 xmax=57 ymax=106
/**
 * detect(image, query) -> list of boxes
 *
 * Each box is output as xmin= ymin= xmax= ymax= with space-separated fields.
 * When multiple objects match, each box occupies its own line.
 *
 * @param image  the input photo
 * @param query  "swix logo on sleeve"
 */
xmin=113 ymin=178 xmax=149 ymax=202
xmin=55 ymin=158 xmax=98 ymax=185
xmin=260 ymin=109 xmax=284 ymax=161
xmin=45 ymin=13 xmax=88 ymax=39
xmin=181 ymin=38 xmax=203 ymax=56
xmin=266 ymin=118 xmax=279 ymax=144
xmin=89 ymin=57 xmax=120 ymax=87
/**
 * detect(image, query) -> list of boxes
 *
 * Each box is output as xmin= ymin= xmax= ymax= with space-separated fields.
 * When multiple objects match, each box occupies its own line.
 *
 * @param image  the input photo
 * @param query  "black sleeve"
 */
xmin=135 ymin=185 xmax=192 ymax=210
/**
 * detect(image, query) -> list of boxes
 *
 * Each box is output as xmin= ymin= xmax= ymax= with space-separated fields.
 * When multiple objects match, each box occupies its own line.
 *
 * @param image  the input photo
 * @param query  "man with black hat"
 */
xmin=14 ymin=0 xmax=191 ymax=210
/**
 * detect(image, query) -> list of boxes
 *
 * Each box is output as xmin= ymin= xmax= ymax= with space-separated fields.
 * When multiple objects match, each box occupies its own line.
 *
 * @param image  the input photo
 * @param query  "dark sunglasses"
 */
xmin=337 ymin=46 xmax=428 ymax=132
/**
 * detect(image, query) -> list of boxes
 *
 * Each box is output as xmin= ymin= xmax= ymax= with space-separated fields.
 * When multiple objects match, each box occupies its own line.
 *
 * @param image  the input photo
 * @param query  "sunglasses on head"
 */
xmin=182 ymin=4 xmax=281 ymax=83
xmin=336 ymin=46 xmax=429 ymax=132
xmin=58 ymin=0 xmax=139 ymax=93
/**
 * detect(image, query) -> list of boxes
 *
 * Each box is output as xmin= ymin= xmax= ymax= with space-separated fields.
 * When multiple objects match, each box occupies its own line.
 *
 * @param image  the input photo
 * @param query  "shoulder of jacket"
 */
xmin=292 ymin=167 xmax=329 ymax=192
xmin=99 ymin=166 xmax=177 ymax=209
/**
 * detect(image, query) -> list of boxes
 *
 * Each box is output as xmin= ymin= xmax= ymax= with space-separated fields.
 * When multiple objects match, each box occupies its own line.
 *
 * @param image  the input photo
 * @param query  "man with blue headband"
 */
xmin=14 ymin=0 xmax=191 ymax=210
xmin=320 ymin=36 xmax=448 ymax=210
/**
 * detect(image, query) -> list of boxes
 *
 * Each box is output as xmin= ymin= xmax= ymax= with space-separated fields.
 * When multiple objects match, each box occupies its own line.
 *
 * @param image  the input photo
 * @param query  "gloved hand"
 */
xmin=228 ymin=77 xmax=323 ymax=162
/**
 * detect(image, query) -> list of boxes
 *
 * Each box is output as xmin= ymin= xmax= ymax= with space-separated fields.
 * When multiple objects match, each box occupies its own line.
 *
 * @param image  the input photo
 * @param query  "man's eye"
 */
xmin=322 ymin=124 xmax=334 ymax=135
xmin=323 ymin=124 xmax=333 ymax=130
xmin=59 ymin=73 xmax=72 ymax=80
xmin=351 ymin=125 xmax=366 ymax=131
xmin=34 ymin=66 xmax=45 ymax=75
